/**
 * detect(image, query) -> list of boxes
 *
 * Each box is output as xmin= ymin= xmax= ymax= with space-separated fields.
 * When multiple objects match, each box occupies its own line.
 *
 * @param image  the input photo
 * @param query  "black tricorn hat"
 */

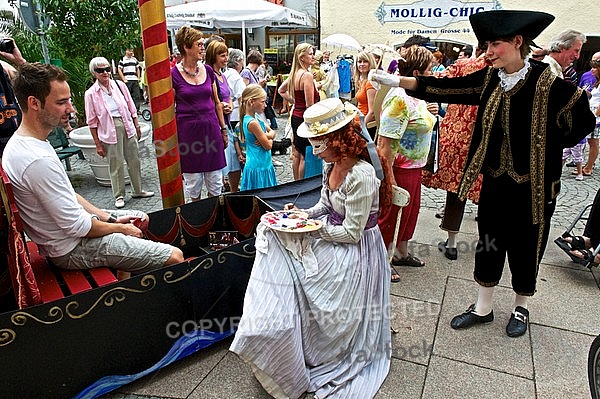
xmin=469 ymin=10 xmax=554 ymax=43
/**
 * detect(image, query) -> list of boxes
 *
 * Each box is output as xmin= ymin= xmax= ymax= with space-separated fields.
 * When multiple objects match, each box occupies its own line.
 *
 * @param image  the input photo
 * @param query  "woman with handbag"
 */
xmin=376 ymin=46 xmax=437 ymax=275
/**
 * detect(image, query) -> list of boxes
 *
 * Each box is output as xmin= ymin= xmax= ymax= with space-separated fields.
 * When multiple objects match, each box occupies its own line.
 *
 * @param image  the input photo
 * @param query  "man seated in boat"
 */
xmin=2 ymin=62 xmax=184 ymax=277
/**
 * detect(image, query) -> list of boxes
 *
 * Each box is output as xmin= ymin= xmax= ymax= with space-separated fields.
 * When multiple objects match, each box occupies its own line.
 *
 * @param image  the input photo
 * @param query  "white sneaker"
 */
xmin=272 ymin=159 xmax=283 ymax=167
xmin=575 ymin=174 xmax=584 ymax=181
xmin=115 ymin=196 xmax=125 ymax=208
xmin=132 ymin=191 xmax=155 ymax=198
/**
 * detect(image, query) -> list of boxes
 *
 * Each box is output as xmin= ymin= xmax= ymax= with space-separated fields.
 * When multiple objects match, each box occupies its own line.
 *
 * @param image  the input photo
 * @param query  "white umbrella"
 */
xmin=322 ymin=33 xmax=362 ymax=52
xmin=365 ymin=43 xmax=404 ymax=69
xmin=365 ymin=43 xmax=403 ymax=59
xmin=166 ymin=0 xmax=312 ymax=55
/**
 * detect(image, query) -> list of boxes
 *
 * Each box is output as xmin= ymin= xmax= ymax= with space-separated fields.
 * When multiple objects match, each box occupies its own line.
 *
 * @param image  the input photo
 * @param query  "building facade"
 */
xmin=319 ymin=0 xmax=599 ymax=73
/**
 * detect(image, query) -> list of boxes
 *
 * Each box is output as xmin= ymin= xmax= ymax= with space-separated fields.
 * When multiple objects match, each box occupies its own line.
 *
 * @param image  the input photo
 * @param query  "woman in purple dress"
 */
xmin=172 ymin=26 xmax=228 ymax=201
xmin=205 ymin=40 xmax=234 ymax=191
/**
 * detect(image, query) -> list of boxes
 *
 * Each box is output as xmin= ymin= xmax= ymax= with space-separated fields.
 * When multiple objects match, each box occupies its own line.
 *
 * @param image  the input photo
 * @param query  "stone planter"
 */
xmin=69 ymin=123 xmax=152 ymax=187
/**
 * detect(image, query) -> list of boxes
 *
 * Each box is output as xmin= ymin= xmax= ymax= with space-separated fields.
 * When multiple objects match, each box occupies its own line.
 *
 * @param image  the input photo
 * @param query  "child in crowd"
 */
xmin=239 ymin=84 xmax=278 ymax=191
xmin=564 ymin=137 xmax=588 ymax=181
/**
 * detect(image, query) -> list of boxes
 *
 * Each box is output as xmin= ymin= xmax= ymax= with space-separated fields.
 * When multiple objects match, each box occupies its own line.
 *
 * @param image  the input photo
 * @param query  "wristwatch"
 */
xmin=106 ymin=213 xmax=118 ymax=223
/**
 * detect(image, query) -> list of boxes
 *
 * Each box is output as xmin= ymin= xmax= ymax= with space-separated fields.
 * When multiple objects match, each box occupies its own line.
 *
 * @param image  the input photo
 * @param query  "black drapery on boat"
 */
xmin=0 ymin=177 xmax=322 ymax=398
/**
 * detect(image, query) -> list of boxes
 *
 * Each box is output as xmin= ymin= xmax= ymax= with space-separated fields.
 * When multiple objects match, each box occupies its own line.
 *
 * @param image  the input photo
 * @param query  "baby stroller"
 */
xmin=554 ymin=200 xmax=600 ymax=269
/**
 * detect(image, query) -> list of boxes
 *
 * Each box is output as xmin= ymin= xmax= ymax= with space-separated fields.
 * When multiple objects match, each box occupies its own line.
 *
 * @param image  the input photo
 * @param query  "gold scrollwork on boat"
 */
xmin=0 ymin=329 xmax=16 ymax=346
xmin=65 ymin=275 xmax=157 ymax=319
xmin=164 ymin=258 xmax=214 ymax=283
xmin=216 ymin=244 xmax=256 ymax=263
xmin=11 ymin=306 xmax=64 ymax=326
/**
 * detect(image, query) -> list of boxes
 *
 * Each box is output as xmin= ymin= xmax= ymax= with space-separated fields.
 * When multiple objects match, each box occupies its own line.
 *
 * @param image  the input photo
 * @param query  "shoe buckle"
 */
xmin=513 ymin=311 xmax=527 ymax=323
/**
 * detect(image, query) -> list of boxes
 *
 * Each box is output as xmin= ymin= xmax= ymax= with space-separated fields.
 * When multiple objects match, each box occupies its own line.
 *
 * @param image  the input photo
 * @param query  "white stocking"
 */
xmin=513 ymin=294 xmax=528 ymax=311
xmin=474 ymin=286 xmax=494 ymax=315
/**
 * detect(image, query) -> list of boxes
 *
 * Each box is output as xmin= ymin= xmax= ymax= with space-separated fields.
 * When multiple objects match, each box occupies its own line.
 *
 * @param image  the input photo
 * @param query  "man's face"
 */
xmin=126 ymin=49 xmax=134 ymax=57
xmin=39 ymin=80 xmax=75 ymax=131
xmin=558 ymin=39 xmax=583 ymax=69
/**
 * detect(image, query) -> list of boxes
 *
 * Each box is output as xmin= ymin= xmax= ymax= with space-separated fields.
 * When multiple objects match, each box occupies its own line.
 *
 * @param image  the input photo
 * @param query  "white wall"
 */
xmin=320 ymin=0 xmax=600 ymax=51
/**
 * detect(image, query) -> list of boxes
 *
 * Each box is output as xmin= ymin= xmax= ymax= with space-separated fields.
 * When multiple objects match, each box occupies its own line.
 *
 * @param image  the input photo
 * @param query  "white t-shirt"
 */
xmin=590 ymin=86 xmax=600 ymax=126
xmin=2 ymin=133 xmax=92 ymax=257
xmin=223 ymin=68 xmax=246 ymax=123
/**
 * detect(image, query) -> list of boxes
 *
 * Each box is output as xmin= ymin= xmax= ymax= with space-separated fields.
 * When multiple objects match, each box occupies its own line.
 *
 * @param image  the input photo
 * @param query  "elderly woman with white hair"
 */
xmin=84 ymin=57 xmax=154 ymax=209
xmin=223 ymin=48 xmax=246 ymax=192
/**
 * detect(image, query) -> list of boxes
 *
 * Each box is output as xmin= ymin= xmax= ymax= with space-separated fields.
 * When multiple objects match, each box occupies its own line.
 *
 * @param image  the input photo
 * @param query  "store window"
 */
xmin=266 ymin=29 xmax=318 ymax=74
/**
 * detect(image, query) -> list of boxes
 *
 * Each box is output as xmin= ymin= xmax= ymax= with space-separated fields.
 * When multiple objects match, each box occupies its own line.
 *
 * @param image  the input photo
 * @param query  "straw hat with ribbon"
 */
xmin=297 ymin=98 xmax=358 ymax=138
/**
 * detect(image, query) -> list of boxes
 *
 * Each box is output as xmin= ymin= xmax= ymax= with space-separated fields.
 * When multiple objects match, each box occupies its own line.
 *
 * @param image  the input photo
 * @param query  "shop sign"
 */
xmin=375 ymin=0 xmax=500 ymax=28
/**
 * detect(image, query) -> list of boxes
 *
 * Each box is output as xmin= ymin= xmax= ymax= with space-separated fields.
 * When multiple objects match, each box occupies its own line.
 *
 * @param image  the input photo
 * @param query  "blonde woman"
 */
xmin=278 ymin=43 xmax=319 ymax=180
xmin=353 ymin=51 xmax=378 ymax=138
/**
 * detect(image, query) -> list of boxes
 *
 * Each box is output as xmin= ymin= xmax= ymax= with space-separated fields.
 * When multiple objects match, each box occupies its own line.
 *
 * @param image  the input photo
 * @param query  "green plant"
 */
xmin=41 ymin=0 xmax=142 ymax=63
xmin=2 ymin=1 xmax=143 ymax=125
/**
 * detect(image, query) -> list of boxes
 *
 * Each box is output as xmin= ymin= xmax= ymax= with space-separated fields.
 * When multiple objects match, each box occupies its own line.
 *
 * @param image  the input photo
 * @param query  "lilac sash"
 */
xmin=328 ymin=208 xmax=378 ymax=229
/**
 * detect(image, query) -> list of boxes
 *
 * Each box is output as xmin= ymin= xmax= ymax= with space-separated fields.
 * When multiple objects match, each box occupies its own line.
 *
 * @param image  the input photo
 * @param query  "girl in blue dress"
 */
xmin=239 ymin=84 xmax=277 ymax=190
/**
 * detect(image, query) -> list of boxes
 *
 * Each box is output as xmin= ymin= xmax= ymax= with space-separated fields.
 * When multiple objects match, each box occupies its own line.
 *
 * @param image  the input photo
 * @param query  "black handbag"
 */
xmin=423 ymin=116 xmax=440 ymax=174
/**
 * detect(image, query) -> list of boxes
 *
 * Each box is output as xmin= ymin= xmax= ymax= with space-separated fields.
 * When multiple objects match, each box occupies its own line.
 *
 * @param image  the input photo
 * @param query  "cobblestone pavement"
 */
xmin=69 ymin=114 xmax=599 ymax=232
xmin=79 ymin=115 xmax=599 ymax=399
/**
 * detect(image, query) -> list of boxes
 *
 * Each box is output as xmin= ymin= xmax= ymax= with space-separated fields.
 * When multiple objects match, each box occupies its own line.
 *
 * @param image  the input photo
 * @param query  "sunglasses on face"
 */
xmin=94 ymin=67 xmax=111 ymax=73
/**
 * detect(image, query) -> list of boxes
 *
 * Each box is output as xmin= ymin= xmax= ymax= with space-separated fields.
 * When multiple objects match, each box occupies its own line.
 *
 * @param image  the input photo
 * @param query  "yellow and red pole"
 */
xmin=138 ymin=0 xmax=184 ymax=208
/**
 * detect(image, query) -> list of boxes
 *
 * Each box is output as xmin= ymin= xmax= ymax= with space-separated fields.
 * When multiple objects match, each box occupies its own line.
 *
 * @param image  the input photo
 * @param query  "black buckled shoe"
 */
xmin=438 ymin=240 xmax=458 ymax=260
xmin=451 ymin=304 xmax=494 ymax=330
xmin=506 ymin=306 xmax=529 ymax=337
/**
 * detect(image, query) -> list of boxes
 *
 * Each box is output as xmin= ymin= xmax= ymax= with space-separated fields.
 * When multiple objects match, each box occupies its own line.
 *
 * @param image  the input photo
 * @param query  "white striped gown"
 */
xmin=230 ymin=161 xmax=391 ymax=398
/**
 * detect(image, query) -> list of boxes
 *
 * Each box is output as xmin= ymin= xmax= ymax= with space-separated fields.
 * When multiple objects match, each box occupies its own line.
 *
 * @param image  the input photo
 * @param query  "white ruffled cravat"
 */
xmin=497 ymin=60 xmax=530 ymax=91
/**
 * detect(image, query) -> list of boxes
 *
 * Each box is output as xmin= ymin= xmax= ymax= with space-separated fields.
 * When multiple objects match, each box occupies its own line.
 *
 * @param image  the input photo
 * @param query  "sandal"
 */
xmin=571 ymin=170 xmax=593 ymax=176
xmin=390 ymin=265 xmax=401 ymax=283
xmin=391 ymin=253 xmax=425 ymax=267
xmin=554 ymin=236 xmax=587 ymax=253
xmin=569 ymin=248 xmax=599 ymax=269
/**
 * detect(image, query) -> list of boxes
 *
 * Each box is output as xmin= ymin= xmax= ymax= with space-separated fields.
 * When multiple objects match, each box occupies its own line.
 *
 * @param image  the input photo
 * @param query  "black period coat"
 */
xmin=410 ymin=60 xmax=595 ymax=266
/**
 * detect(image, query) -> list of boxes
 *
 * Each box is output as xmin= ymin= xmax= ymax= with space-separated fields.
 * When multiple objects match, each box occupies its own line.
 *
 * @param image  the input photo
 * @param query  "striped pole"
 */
xmin=138 ymin=0 xmax=184 ymax=208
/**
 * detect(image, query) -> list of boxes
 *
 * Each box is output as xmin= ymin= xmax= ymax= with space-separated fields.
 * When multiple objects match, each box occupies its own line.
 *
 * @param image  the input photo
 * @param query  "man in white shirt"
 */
xmin=542 ymin=29 xmax=586 ymax=78
xmin=3 ymin=62 xmax=183 ymax=275
xmin=118 ymin=48 xmax=142 ymax=112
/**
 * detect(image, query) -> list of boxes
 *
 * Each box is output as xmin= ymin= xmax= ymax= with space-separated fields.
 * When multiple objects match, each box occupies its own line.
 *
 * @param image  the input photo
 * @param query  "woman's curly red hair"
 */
xmin=326 ymin=120 xmax=393 ymax=211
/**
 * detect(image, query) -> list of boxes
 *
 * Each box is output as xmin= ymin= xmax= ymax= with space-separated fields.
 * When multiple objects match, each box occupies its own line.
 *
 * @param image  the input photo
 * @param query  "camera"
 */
xmin=0 ymin=39 xmax=15 ymax=54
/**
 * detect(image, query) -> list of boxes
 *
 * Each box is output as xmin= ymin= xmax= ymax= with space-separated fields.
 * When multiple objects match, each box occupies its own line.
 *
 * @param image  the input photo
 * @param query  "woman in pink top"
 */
xmin=84 ymin=56 xmax=154 ymax=209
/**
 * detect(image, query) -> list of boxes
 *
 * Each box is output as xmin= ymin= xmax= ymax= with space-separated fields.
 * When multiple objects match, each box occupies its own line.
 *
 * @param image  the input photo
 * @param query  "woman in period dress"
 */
xmin=230 ymin=98 xmax=393 ymax=398
xmin=171 ymin=26 xmax=228 ymax=201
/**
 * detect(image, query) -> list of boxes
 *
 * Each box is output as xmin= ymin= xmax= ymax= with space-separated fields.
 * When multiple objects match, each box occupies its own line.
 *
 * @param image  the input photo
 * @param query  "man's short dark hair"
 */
xmin=403 ymin=35 xmax=430 ymax=48
xmin=12 ymin=62 xmax=67 ymax=112
xmin=461 ymin=45 xmax=473 ymax=57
